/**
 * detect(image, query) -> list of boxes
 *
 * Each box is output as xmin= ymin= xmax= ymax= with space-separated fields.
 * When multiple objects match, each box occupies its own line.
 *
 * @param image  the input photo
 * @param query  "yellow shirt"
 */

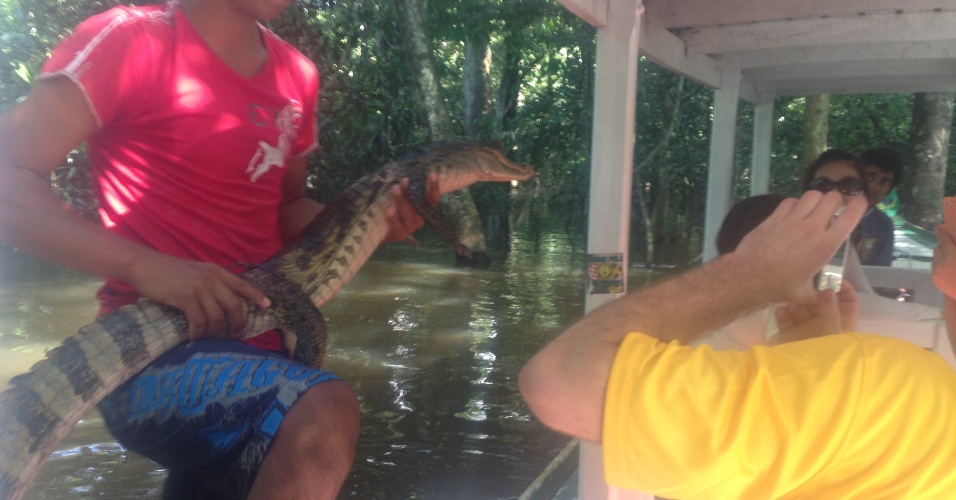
xmin=603 ymin=332 xmax=956 ymax=499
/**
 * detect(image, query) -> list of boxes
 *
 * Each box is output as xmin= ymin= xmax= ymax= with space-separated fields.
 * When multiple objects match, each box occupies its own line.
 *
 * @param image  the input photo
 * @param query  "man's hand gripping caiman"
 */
xmin=0 ymin=142 xmax=534 ymax=500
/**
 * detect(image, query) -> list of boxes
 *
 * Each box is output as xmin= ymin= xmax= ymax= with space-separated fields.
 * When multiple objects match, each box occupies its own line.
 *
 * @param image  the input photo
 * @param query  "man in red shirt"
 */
xmin=0 ymin=0 xmax=436 ymax=497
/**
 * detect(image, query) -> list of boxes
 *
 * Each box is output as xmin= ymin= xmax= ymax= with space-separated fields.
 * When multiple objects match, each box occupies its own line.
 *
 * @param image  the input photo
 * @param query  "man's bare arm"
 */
xmin=519 ymin=191 xmax=866 ymax=442
xmin=278 ymin=156 xmax=325 ymax=243
xmin=0 ymin=77 xmax=269 ymax=338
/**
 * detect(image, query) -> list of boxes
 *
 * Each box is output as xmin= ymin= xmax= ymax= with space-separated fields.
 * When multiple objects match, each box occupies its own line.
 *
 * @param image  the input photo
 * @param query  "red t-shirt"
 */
xmin=40 ymin=3 xmax=319 ymax=352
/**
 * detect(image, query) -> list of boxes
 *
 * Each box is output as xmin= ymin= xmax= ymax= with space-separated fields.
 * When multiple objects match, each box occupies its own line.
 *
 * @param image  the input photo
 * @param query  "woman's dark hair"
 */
xmin=716 ymin=194 xmax=787 ymax=255
xmin=799 ymin=149 xmax=866 ymax=193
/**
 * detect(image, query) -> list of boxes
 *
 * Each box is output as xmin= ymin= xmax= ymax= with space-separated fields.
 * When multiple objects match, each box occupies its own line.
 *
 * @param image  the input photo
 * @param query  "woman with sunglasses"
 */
xmin=802 ymin=149 xmax=895 ymax=267
xmin=794 ymin=149 xmax=936 ymax=326
xmin=799 ymin=152 xmax=941 ymax=334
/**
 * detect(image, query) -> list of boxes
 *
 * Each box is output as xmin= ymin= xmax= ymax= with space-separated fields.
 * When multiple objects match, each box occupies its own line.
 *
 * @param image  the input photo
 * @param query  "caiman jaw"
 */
xmin=481 ymin=149 xmax=535 ymax=182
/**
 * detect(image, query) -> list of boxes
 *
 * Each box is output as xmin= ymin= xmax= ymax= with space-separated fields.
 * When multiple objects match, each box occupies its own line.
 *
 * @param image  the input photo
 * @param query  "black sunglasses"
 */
xmin=808 ymin=177 xmax=864 ymax=196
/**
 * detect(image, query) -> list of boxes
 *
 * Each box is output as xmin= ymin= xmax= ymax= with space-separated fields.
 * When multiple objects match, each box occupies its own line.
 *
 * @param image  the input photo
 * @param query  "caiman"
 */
xmin=0 ymin=142 xmax=534 ymax=500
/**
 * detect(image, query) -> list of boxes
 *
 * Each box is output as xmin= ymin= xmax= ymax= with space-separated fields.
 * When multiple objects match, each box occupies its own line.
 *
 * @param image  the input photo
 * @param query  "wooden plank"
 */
xmin=639 ymin=26 xmax=722 ymax=88
xmin=682 ymin=11 xmax=956 ymax=56
xmin=769 ymin=84 xmax=956 ymax=97
xmin=637 ymin=26 xmax=762 ymax=102
xmin=760 ymin=74 xmax=956 ymax=96
xmin=583 ymin=0 xmax=641 ymax=315
xmin=750 ymin=98 xmax=774 ymax=196
xmin=644 ymin=0 xmax=954 ymax=29
xmin=555 ymin=0 xmax=608 ymax=27
xmin=742 ymin=59 xmax=956 ymax=84
xmin=703 ymin=69 xmax=741 ymax=263
xmin=518 ymin=440 xmax=580 ymax=500
xmin=579 ymin=441 xmax=608 ymax=499
xmin=581 ymin=1 xmax=643 ymax=498
xmin=715 ymin=41 xmax=956 ymax=70
xmin=737 ymin=81 xmax=762 ymax=105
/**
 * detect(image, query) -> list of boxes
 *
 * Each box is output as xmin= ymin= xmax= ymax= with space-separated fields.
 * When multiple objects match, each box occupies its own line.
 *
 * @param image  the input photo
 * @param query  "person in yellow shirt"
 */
xmin=520 ymin=190 xmax=956 ymax=498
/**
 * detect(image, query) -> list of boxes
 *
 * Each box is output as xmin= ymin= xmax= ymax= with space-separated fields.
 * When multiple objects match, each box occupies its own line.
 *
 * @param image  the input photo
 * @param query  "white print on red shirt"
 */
xmin=247 ymin=101 xmax=302 ymax=182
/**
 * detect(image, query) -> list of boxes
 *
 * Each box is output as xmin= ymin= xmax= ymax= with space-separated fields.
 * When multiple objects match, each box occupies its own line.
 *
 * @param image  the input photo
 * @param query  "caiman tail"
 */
xmin=0 ymin=142 xmax=533 ymax=500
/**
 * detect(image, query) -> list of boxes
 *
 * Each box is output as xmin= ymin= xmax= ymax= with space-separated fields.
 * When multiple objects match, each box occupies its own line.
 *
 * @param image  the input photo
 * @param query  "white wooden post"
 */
xmin=580 ymin=1 xmax=647 ymax=499
xmin=750 ymin=96 xmax=774 ymax=195
xmin=582 ymin=0 xmax=641 ymax=314
xmin=702 ymin=69 xmax=742 ymax=262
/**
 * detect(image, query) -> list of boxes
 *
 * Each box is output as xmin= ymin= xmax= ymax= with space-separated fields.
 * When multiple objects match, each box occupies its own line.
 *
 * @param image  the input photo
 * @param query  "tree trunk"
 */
xmin=495 ymin=41 xmax=521 ymax=132
xmin=899 ymin=92 xmax=955 ymax=228
xmin=393 ymin=0 xmax=454 ymax=140
xmin=393 ymin=0 xmax=491 ymax=265
xmin=463 ymin=33 xmax=491 ymax=140
xmin=803 ymin=95 xmax=830 ymax=166
xmin=496 ymin=38 xmax=521 ymax=134
xmin=651 ymin=161 xmax=671 ymax=263
xmin=635 ymin=77 xmax=685 ymax=264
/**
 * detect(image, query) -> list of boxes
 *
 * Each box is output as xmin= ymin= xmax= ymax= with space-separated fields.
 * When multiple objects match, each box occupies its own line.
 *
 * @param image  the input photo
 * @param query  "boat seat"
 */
xmin=861 ymin=265 xmax=956 ymax=369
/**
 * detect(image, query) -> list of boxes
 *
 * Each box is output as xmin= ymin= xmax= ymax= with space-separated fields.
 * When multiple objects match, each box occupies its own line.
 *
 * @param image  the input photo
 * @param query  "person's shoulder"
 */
xmin=42 ymin=4 xmax=171 ymax=80
xmin=860 ymin=207 xmax=894 ymax=232
xmin=62 ymin=4 xmax=171 ymax=53
xmin=76 ymin=4 xmax=170 ymax=34
xmin=873 ymin=208 xmax=893 ymax=226
xmin=261 ymin=28 xmax=318 ymax=80
xmin=850 ymin=333 xmax=954 ymax=376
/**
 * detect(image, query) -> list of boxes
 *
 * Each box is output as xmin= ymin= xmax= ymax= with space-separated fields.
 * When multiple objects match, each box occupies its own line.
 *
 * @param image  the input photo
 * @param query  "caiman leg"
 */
xmin=407 ymin=170 xmax=473 ymax=257
xmin=242 ymin=267 xmax=328 ymax=368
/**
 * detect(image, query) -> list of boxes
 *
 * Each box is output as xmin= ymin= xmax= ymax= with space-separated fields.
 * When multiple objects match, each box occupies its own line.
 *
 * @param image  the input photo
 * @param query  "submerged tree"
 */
xmin=393 ymin=0 xmax=493 ymax=266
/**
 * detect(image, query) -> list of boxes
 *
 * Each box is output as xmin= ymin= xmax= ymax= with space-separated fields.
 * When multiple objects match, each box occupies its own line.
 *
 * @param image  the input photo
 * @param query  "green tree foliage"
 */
xmin=269 ymin=1 xmax=428 ymax=199
xmin=633 ymin=61 xmax=715 ymax=263
xmin=0 ymin=0 xmax=153 ymax=218
xmin=0 ymin=0 xmax=157 ymax=108
xmin=764 ymin=94 xmax=916 ymax=197
xmin=0 ymin=0 xmax=43 ymax=106
xmin=3 ymin=0 xmax=956 ymax=265
xmin=485 ymin=4 xmax=595 ymax=226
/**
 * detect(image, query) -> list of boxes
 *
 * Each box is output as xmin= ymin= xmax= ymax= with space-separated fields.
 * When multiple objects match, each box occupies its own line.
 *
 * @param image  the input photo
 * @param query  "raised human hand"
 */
xmin=733 ymin=190 xmax=866 ymax=306
xmin=774 ymin=281 xmax=858 ymax=344
xmin=382 ymin=172 xmax=441 ymax=243
xmin=126 ymin=252 xmax=271 ymax=341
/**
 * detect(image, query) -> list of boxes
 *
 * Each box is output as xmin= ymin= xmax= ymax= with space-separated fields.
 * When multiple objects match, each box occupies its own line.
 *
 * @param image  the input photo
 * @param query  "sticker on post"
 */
xmin=586 ymin=253 xmax=624 ymax=295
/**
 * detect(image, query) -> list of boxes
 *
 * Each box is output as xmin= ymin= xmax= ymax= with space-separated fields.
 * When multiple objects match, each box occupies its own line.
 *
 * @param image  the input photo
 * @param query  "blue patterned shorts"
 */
xmin=98 ymin=339 xmax=339 ymax=498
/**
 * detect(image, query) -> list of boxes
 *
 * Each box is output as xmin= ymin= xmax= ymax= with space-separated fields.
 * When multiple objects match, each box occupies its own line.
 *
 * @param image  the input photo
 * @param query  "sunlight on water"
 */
xmin=49 ymin=442 xmax=126 ymax=461
xmin=387 ymin=309 xmax=419 ymax=332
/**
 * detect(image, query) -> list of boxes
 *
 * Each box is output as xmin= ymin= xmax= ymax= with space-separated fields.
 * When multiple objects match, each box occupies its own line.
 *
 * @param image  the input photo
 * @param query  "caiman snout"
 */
xmin=476 ymin=147 xmax=535 ymax=182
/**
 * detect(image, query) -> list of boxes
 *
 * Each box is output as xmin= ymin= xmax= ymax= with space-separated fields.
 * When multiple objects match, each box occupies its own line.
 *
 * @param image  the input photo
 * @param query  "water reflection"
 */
xmin=2 ymin=224 xmax=600 ymax=499
xmin=323 ymin=226 xmax=589 ymax=498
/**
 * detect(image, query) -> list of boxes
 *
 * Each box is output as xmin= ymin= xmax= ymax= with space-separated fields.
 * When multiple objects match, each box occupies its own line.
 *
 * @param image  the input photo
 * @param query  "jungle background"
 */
xmin=1 ymin=0 xmax=954 ymax=267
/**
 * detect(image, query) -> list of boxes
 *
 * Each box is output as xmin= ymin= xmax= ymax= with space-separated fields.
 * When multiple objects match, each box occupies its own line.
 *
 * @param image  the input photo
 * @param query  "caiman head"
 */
xmin=407 ymin=142 xmax=535 ymax=194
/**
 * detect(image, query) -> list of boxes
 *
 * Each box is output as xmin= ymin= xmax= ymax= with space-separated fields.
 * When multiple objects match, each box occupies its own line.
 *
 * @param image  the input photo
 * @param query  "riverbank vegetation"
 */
xmin=2 ymin=0 xmax=953 ymax=266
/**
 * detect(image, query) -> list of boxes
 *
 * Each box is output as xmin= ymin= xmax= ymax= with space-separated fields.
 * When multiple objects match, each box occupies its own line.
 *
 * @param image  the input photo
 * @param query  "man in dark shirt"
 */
xmin=855 ymin=147 xmax=902 ymax=266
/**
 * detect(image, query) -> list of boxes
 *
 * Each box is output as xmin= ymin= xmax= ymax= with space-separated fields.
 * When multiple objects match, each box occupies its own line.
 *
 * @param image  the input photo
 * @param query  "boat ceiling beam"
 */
xmin=644 ymin=0 xmax=955 ymax=29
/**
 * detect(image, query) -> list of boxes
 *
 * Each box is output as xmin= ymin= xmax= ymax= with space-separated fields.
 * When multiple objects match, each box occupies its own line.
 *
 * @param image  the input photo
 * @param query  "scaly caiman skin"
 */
xmin=0 ymin=142 xmax=534 ymax=500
